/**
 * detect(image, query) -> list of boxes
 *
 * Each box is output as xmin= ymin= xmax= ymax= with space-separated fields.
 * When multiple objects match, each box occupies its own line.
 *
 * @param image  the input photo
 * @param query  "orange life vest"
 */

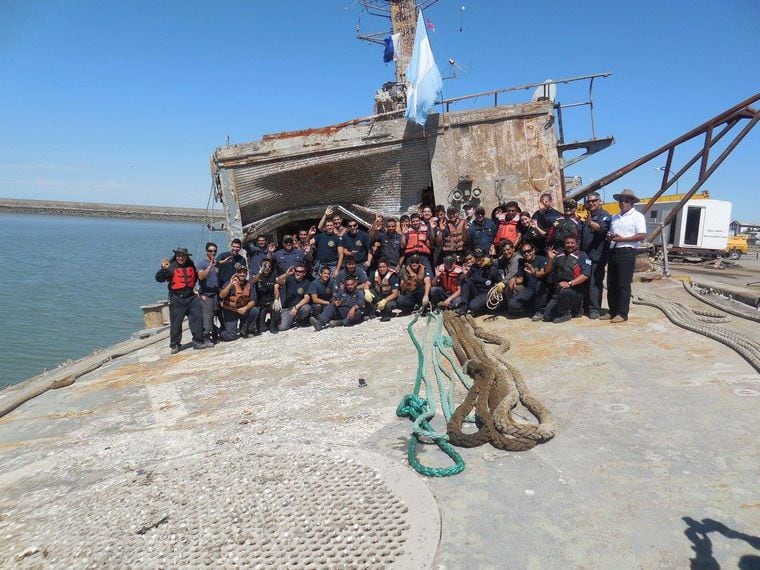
xmin=442 ymin=220 xmax=466 ymax=252
xmin=221 ymin=281 xmax=252 ymax=311
xmin=436 ymin=265 xmax=462 ymax=295
xmin=495 ymin=219 xmax=519 ymax=245
xmin=404 ymin=228 xmax=431 ymax=256
xmin=170 ymin=265 xmax=197 ymax=291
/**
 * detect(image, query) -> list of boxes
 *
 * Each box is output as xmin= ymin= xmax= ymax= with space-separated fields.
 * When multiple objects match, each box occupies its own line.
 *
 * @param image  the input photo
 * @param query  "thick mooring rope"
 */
xmin=633 ymin=291 xmax=760 ymax=373
xmin=443 ymin=312 xmax=556 ymax=451
xmin=682 ymin=281 xmax=760 ymax=323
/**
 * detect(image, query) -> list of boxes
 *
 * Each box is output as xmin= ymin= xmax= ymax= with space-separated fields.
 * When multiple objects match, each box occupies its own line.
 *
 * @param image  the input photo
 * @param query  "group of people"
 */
xmin=155 ymin=191 xmax=647 ymax=353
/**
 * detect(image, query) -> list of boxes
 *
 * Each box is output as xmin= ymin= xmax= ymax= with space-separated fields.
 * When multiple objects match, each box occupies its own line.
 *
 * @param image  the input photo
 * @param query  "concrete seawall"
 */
xmin=0 ymin=198 xmax=223 ymax=223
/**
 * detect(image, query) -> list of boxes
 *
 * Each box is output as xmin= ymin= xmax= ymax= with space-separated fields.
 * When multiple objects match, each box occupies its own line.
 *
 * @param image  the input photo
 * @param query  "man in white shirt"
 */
xmin=602 ymin=189 xmax=647 ymax=323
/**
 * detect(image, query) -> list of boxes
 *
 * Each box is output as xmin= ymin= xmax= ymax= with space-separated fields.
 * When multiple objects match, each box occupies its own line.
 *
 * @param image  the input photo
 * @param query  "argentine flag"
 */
xmin=405 ymin=10 xmax=443 ymax=126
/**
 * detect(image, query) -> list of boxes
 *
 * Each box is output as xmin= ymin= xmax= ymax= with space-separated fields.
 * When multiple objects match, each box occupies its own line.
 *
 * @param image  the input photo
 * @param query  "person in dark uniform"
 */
xmin=397 ymin=255 xmax=432 ymax=313
xmin=155 ymin=247 xmax=210 ymax=353
xmin=219 ymin=263 xmax=259 ymax=341
xmin=244 ymin=234 xmax=272 ymax=277
xmin=336 ymin=256 xmax=370 ymax=289
xmin=196 ymin=242 xmax=221 ymax=343
xmin=311 ymin=219 xmax=343 ymax=277
xmin=457 ymin=248 xmax=500 ymax=315
xmin=340 ymin=221 xmax=372 ymax=269
xmin=308 ymin=266 xmax=337 ymax=320
xmin=311 ymin=275 xmax=366 ymax=331
xmin=371 ymin=259 xmax=401 ymax=321
xmin=518 ymin=211 xmax=544 ymax=254
xmin=251 ymin=259 xmax=279 ymax=334
xmin=216 ymin=238 xmax=246 ymax=287
xmin=543 ymin=235 xmax=591 ymax=323
xmin=531 ymin=192 xmax=562 ymax=244
xmin=580 ymin=192 xmax=612 ymax=319
xmin=508 ymin=243 xmax=549 ymax=320
xmin=468 ymin=207 xmax=497 ymax=253
xmin=273 ymin=235 xmax=306 ymax=276
xmin=275 ymin=263 xmax=312 ymax=331
xmin=547 ymin=199 xmax=583 ymax=251
xmin=369 ymin=214 xmax=404 ymax=274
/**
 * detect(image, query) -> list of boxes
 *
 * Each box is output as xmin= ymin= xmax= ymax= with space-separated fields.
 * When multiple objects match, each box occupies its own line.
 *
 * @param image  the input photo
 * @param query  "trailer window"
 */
xmin=650 ymin=210 xmax=658 ymax=219
xmin=684 ymin=207 xmax=703 ymax=246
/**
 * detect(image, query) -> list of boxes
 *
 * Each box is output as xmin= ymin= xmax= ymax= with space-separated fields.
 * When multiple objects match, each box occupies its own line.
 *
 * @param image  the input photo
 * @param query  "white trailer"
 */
xmin=641 ymin=198 xmax=733 ymax=258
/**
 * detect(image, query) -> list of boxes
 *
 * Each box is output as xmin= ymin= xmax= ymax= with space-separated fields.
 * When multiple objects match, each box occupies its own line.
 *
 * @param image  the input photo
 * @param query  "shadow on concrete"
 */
xmin=682 ymin=516 xmax=760 ymax=569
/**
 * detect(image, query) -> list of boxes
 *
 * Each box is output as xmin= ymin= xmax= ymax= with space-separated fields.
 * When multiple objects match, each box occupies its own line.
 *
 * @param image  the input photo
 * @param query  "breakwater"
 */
xmin=0 ymin=198 xmax=222 ymax=223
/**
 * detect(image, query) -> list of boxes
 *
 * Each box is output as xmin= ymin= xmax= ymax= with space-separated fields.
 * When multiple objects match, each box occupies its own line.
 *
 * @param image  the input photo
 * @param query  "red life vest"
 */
xmin=495 ymin=219 xmax=519 ymax=245
xmin=443 ymin=220 xmax=466 ymax=252
xmin=170 ymin=264 xmax=197 ymax=291
xmin=404 ymin=228 xmax=431 ymax=256
xmin=221 ymin=281 xmax=251 ymax=311
xmin=436 ymin=265 xmax=462 ymax=295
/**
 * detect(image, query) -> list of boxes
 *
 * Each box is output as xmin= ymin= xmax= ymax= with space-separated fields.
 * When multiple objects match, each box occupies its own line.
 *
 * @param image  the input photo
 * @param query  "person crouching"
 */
xmin=311 ymin=275 xmax=365 ymax=331
xmin=219 ymin=263 xmax=259 ymax=340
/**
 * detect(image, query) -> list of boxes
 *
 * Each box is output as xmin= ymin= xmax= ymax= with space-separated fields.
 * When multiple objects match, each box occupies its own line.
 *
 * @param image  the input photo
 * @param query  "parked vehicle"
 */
xmin=725 ymin=235 xmax=749 ymax=259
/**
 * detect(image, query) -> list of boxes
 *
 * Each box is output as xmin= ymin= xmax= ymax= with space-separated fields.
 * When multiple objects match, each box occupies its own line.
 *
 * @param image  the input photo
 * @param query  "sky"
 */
xmin=1 ymin=0 xmax=758 ymax=220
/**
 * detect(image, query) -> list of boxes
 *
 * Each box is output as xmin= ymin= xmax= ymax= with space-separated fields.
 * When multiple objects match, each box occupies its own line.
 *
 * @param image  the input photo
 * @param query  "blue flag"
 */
xmin=383 ymin=37 xmax=394 ymax=63
xmin=405 ymin=10 xmax=443 ymax=126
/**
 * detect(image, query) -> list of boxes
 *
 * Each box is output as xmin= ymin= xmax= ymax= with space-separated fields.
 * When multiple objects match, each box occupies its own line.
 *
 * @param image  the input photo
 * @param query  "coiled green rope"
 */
xmin=395 ymin=312 xmax=466 ymax=477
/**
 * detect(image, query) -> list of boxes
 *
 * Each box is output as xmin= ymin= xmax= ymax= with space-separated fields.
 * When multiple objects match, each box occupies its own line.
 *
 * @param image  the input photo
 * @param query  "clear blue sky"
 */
xmin=1 ymin=1 xmax=758 ymax=220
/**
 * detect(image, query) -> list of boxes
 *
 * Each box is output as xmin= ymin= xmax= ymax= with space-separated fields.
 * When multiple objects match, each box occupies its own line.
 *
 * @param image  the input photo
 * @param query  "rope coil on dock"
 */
xmin=633 ymin=291 xmax=760 ymax=373
xmin=397 ymin=310 xmax=555 ymax=476
xmin=681 ymin=281 xmax=760 ymax=323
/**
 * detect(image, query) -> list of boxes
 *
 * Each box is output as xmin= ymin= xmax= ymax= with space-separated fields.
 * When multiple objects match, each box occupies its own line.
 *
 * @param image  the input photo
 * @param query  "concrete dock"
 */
xmin=0 ymin=279 xmax=758 ymax=568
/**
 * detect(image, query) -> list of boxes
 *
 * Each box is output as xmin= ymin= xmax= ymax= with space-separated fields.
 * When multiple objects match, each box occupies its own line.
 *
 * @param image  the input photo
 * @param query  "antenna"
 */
xmin=443 ymin=58 xmax=469 ymax=81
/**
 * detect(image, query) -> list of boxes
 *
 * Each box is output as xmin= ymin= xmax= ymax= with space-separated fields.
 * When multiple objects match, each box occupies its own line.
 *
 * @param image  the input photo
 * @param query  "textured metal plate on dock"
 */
xmin=2 ymin=448 xmax=440 ymax=568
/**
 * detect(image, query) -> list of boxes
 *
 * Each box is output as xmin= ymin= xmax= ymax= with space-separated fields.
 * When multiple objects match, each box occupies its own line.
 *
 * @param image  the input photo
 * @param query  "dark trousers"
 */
xmin=430 ymin=286 xmax=463 ymax=308
xmin=257 ymin=304 xmax=280 ymax=333
xmin=169 ymin=294 xmax=203 ymax=347
xmin=318 ymin=303 xmax=364 ymax=326
xmin=459 ymin=282 xmax=489 ymax=314
xmin=545 ymin=286 xmax=584 ymax=319
xmin=507 ymin=283 xmax=547 ymax=314
xmin=584 ymin=259 xmax=607 ymax=313
xmin=220 ymin=307 xmax=260 ymax=341
xmin=607 ymin=248 xmax=636 ymax=318
xmin=397 ymin=287 xmax=425 ymax=313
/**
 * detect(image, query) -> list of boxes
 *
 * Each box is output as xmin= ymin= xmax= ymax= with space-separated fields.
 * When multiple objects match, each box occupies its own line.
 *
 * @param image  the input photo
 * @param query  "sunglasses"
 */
xmin=587 ymin=199 xmax=600 ymax=203
xmin=521 ymin=249 xmax=533 ymax=254
xmin=207 ymin=249 xmax=217 ymax=253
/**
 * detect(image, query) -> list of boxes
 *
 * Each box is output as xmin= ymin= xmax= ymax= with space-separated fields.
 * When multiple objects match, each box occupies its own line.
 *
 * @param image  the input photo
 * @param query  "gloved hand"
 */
xmin=376 ymin=299 xmax=387 ymax=312
xmin=364 ymin=289 xmax=375 ymax=303
xmin=494 ymin=282 xmax=506 ymax=293
xmin=273 ymin=299 xmax=282 ymax=312
xmin=422 ymin=295 xmax=430 ymax=306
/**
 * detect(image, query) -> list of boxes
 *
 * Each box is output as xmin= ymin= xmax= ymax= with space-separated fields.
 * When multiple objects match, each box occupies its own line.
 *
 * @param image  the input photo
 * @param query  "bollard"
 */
xmin=141 ymin=303 xmax=166 ymax=328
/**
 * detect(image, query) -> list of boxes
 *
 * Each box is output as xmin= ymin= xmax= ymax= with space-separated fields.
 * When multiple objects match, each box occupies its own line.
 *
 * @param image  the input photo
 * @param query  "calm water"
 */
xmin=1 ymin=214 xmax=214 ymax=388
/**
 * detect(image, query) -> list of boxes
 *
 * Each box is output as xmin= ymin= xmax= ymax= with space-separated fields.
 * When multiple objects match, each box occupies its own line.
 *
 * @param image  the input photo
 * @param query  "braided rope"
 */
xmin=633 ymin=291 xmax=760 ymax=373
xmin=443 ymin=312 xmax=555 ymax=451
xmin=682 ymin=281 xmax=760 ymax=323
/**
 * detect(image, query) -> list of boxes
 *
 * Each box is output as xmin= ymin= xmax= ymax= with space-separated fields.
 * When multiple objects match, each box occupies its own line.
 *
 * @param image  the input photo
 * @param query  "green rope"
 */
xmin=396 ymin=311 xmax=466 ymax=477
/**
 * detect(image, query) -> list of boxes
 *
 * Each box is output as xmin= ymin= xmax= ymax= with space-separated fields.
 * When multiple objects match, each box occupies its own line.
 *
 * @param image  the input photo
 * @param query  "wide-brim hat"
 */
xmin=612 ymin=189 xmax=641 ymax=203
xmin=173 ymin=247 xmax=192 ymax=256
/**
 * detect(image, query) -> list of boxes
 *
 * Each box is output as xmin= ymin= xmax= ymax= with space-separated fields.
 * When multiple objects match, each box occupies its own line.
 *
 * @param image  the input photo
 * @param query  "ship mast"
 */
xmin=358 ymin=0 xmax=439 ymax=112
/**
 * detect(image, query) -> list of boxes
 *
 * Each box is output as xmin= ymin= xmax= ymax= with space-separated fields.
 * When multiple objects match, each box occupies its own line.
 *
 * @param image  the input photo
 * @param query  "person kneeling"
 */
xmin=219 ymin=264 xmax=259 ymax=340
xmin=543 ymin=236 xmax=590 ymax=324
xmin=311 ymin=276 xmax=365 ymax=331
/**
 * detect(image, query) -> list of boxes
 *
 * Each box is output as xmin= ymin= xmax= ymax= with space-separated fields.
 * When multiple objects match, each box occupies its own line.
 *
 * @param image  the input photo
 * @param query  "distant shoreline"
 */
xmin=0 ymin=198 xmax=223 ymax=223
